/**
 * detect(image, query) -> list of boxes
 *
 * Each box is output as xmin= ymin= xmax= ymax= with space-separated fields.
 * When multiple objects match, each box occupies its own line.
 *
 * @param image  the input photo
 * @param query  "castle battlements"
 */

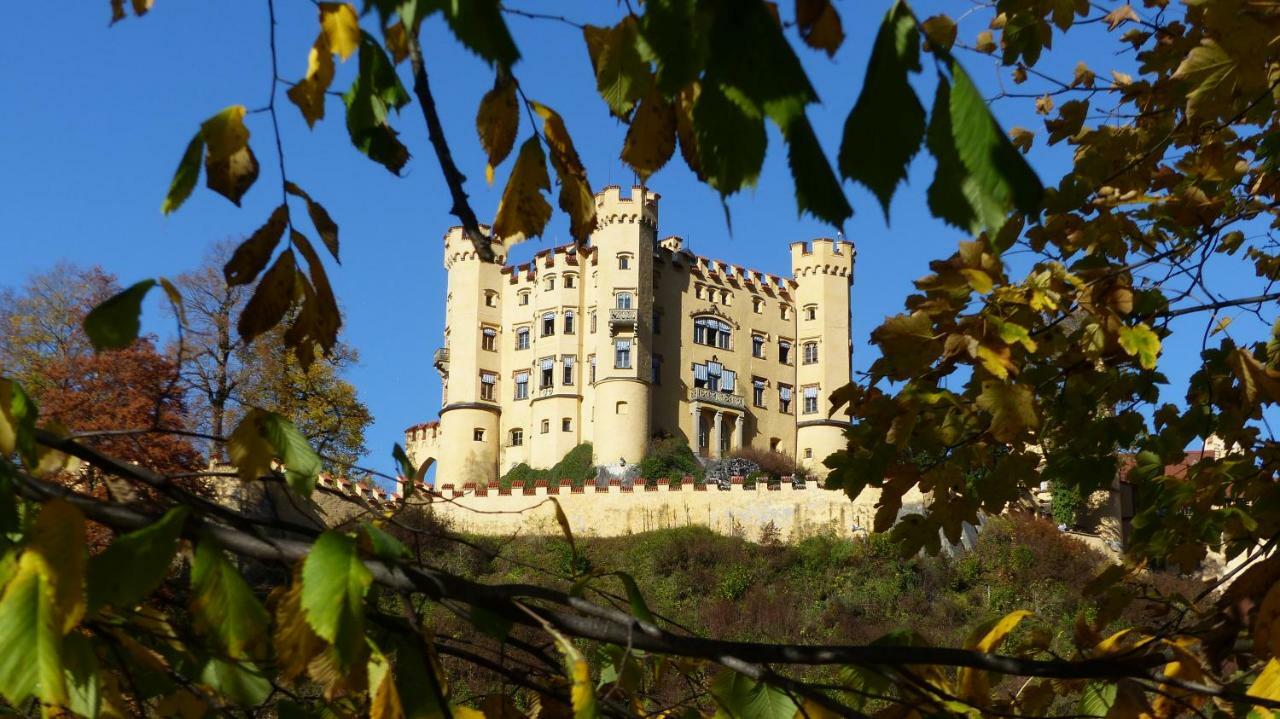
xmin=595 ymin=184 xmax=659 ymax=228
xmin=790 ymin=239 xmax=855 ymax=279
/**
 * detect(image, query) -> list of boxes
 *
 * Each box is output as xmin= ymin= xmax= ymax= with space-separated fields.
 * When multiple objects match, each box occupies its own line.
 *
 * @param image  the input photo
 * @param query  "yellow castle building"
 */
xmin=405 ymin=185 xmax=854 ymax=487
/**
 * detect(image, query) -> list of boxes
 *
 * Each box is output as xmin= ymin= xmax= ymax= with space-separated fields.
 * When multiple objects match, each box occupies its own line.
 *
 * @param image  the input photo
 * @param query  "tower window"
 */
xmin=473 ymin=428 xmax=485 ymax=442
xmin=753 ymin=298 xmax=764 ymax=314
xmin=778 ymin=340 xmax=792 ymax=365
xmin=802 ymin=386 xmax=819 ymax=414
xmin=752 ymin=377 xmax=766 ymax=407
xmin=481 ymin=327 xmax=497 ymax=352
xmin=519 ymin=291 xmax=530 ymax=306
xmin=562 ymin=355 xmax=575 ymax=386
xmin=484 ymin=291 xmax=498 ymax=307
xmin=564 ymin=310 xmax=576 ymax=335
xmin=618 ymin=254 xmax=632 ymax=270
xmin=804 ymin=304 xmax=817 ymax=321
xmin=510 ymin=429 xmax=524 ymax=447
xmin=542 ymin=312 xmax=556 ymax=337
xmin=693 ymin=317 xmax=732 ymax=349
xmin=804 ymin=448 xmax=813 ymax=459
xmin=802 ymin=341 xmax=819 ymax=365
xmin=564 ymin=274 xmax=576 ymax=288
xmin=615 ymin=292 xmax=633 ymax=309
xmin=779 ymin=384 xmax=793 ymax=414
xmin=515 ymin=327 xmax=530 ymax=350
xmin=752 ymin=334 xmax=765 ymax=358
xmin=541 ymin=419 xmax=550 ymax=434
xmin=540 ymin=357 xmax=554 ymax=389
xmin=615 ymin=339 xmax=632 ymax=369
xmin=780 ymin=305 xmax=791 ymax=320
xmin=562 ymin=418 xmax=572 ymax=432
xmin=514 ymin=371 xmax=529 ymax=400
xmin=480 ymin=372 xmax=496 ymax=401
xmin=545 ymin=275 xmax=556 ymax=291
xmin=616 ymin=401 xmax=629 ymax=415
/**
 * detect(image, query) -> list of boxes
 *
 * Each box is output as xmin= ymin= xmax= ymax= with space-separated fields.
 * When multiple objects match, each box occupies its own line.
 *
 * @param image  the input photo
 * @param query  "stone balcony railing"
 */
xmin=608 ymin=308 xmax=637 ymax=332
xmin=689 ymin=386 xmax=746 ymax=409
xmin=433 ymin=347 xmax=449 ymax=368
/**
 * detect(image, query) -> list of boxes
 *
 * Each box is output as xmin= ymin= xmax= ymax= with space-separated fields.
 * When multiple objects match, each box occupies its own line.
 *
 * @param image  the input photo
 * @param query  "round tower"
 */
xmin=790 ymin=238 xmax=855 ymax=478
xmin=590 ymin=186 xmax=658 ymax=468
xmin=435 ymin=226 xmax=506 ymax=487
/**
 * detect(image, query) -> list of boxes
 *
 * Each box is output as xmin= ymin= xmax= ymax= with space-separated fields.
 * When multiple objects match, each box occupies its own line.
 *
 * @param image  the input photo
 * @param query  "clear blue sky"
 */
xmin=2 ymin=2 xmax=1267 ymax=477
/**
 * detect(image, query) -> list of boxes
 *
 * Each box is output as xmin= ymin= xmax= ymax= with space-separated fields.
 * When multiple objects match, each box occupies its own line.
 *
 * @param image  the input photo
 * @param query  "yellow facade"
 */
xmin=408 ymin=185 xmax=855 ymax=485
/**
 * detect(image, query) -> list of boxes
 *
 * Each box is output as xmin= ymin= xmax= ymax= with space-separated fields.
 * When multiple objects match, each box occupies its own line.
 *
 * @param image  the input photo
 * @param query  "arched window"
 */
xmin=615 ymin=292 xmax=633 ymax=309
xmin=804 ymin=304 xmax=817 ymax=321
xmin=693 ymin=317 xmax=732 ymax=349
xmin=802 ymin=341 xmax=819 ymax=365
xmin=617 ymin=253 xmax=632 ymax=270
xmin=515 ymin=327 xmax=530 ymax=350
xmin=544 ymin=275 xmax=556 ymax=291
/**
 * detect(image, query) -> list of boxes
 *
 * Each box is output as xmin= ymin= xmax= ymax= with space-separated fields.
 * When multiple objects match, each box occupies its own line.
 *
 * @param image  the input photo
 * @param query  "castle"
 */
xmin=404 ymin=185 xmax=855 ymax=487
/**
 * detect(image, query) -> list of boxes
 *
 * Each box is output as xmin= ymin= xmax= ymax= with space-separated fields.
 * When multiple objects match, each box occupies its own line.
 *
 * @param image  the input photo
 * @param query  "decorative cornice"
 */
xmin=439 ymin=402 xmax=501 ymax=416
xmin=796 ymin=419 xmax=850 ymax=430
xmin=689 ymin=304 xmax=740 ymax=329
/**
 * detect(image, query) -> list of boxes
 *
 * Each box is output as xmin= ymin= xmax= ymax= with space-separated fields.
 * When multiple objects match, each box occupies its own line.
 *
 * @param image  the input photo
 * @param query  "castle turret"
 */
xmin=435 ymin=227 xmax=507 ymax=486
xmin=790 ymin=239 xmax=855 ymax=477
xmin=590 ymin=186 xmax=658 ymax=467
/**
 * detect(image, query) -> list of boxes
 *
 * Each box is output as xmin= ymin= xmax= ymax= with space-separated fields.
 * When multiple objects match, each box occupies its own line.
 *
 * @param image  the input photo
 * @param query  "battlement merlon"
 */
xmin=789 ymin=239 xmax=856 ymax=281
xmin=444 ymin=224 xmax=508 ymax=268
xmin=595 ymin=185 xmax=659 ymax=229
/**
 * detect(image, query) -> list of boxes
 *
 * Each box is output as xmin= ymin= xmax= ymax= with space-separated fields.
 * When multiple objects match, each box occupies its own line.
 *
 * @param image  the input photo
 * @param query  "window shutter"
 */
xmin=780 ymin=386 xmax=793 ymax=400
xmin=541 ymin=358 xmax=554 ymax=370
xmin=721 ymin=370 xmax=735 ymax=391
xmin=563 ymin=356 xmax=575 ymax=367
xmin=804 ymin=387 xmax=819 ymax=399
xmin=693 ymin=364 xmax=708 ymax=381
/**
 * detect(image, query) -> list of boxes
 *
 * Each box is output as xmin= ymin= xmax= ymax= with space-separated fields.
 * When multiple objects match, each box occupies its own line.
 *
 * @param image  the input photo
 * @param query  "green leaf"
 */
xmin=469 ymin=606 xmax=512 ymax=642
xmin=612 ymin=572 xmax=656 ymax=627
xmin=392 ymin=443 xmax=417 ymax=498
xmin=359 ymin=521 xmax=409 ymax=561
xmin=583 ymin=18 xmax=651 ymax=119
xmin=301 ymin=532 xmax=373 ymax=673
xmin=1117 ymin=323 xmax=1161 ymax=370
xmin=926 ymin=76 xmax=992 ymax=234
xmin=709 ymin=670 xmax=797 ymax=719
xmin=161 ymin=131 xmax=203 ymax=215
xmin=838 ymin=0 xmax=925 ymax=218
xmin=705 ymin=0 xmax=816 ymax=129
xmin=1171 ymin=39 xmax=1238 ymax=119
xmin=783 ymin=113 xmax=852 ymax=227
xmin=946 ymin=60 xmax=1044 ymax=231
xmin=62 ymin=633 xmax=100 ymax=719
xmin=200 ymin=657 xmax=271 ymax=707
xmin=190 ymin=538 xmax=269 ymax=660
xmin=343 ymin=32 xmax=411 ymax=174
xmin=1079 ymin=681 xmax=1116 ymax=717
xmin=693 ymin=82 xmax=766 ymax=196
xmin=434 ymin=0 xmax=519 ymax=69
xmin=636 ymin=0 xmax=710 ymax=94
xmin=260 ymin=411 xmax=323 ymax=497
xmin=88 ymin=506 xmax=189 ymax=613
xmin=83 ymin=279 xmax=157 ymax=352
xmin=0 ymin=554 xmax=65 ymax=706
xmin=976 ymin=381 xmax=1039 ymax=442
xmin=0 ymin=379 xmax=39 ymax=468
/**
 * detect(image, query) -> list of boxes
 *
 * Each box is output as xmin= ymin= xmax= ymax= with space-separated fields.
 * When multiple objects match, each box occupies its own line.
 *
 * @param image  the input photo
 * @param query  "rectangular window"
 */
xmin=519 ymin=292 xmax=529 ymax=306
xmin=564 ymin=311 xmax=575 ymax=335
xmin=542 ymin=313 xmax=555 ymax=337
xmin=779 ymin=384 xmax=793 ymax=414
xmin=590 ymin=311 xmax=597 ymax=333
xmin=618 ymin=254 xmax=631 ymax=269
xmin=562 ymin=356 xmax=575 ymax=386
xmin=803 ymin=386 xmax=819 ymax=414
xmin=480 ymin=372 xmax=496 ymax=401
xmin=515 ymin=328 xmax=530 ymax=350
xmin=473 ymin=428 xmax=485 ymax=442
xmin=514 ymin=371 xmax=529 ymax=400
xmin=565 ymin=275 xmax=575 ymax=288
xmin=510 ymin=429 xmax=523 ymax=446
xmin=752 ymin=378 xmax=766 ymax=407
xmin=752 ymin=334 xmax=765 ymax=358
xmin=541 ymin=419 xmax=550 ymax=434
xmin=615 ymin=339 xmax=631 ymax=369
xmin=803 ymin=341 xmax=819 ymax=365
xmin=562 ymin=418 xmax=572 ymax=432
xmin=778 ymin=341 xmax=792 ymax=365
xmin=540 ymin=358 xmax=554 ymax=389
xmin=481 ymin=327 xmax=496 ymax=351
xmin=589 ymin=355 xmax=596 ymax=383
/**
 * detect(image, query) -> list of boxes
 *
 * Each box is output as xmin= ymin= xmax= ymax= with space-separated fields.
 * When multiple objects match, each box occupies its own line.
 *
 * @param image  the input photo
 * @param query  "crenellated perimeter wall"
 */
xmin=423 ymin=476 xmax=925 ymax=542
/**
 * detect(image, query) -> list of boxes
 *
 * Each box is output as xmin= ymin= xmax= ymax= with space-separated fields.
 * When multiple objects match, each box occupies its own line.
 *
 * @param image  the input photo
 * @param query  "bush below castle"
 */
xmin=498 ymin=443 xmax=596 ymax=489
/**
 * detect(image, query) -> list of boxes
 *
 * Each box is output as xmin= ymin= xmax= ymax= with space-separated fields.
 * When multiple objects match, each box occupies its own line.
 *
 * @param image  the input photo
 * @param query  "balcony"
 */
xmin=433 ymin=347 xmax=449 ymax=372
xmin=689 ymin=386 xmax=746 ymax=410
xmin=609 ymin=308 xmax=638 ymax=333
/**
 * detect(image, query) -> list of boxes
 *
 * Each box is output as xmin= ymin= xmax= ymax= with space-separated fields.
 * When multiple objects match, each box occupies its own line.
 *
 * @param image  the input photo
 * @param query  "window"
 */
xmin=720 ymin=290 xmax=730 ymax=305
xmin=779 ymin=384 xmax=793 ymax=414
xmin=770 ymin=438 xmax=781 ymax=452
xmin=803 ymin=386 xmax=819 ymax=414
xmin=753 ymin=298 xmax=764 ymax=314
xmin=616 ymin=292 xmax=632 ymax=309
xmin=615 ymin=339 xmax=632 ymax=369
xmin=752 ymin=334 xmax=765 ymax=358
xmin=481 ymin=327 xmax=496 ymax=351
xmin=519 ymin=291 xmax=530 ymax=306
xmin=510 ymin=429 xmax=524 ymax=447
xmin=693 ymin=361 xmax=735 ymax=392
xmin=804 ymin=448 xmax=813 ymax=459
xmin=778 ymin=340 xmax=792 ymax=365
xmin=473 ymin=428 xmax=485 ymax=442
xmin=562 ymin=355 xmax=575 ymax=386
xmin=484 ymin=291 xmax=498 ymax=307
xmin=564 ymin=274 xmax=576 ymax=288
xmin=695 ymin=285 xmax=703 ymax=299
xmin=480 ymin=372 xmax=496 ymax=401
xmin=562 ymin=418 xmax=572 ymax=432
xmin=652 ymin=354 xmax=662 ymax=384
xmin=589 ymin=355 xmax=597 ymax=383
xmin=564 ymin=310 xmax=575 ymax=335
xmin=652 ymin=312 xmax=661 ymax=334
xmin=515 ymin=327 xmax=530 ymax=350
xmin=542 ymin=312 xmax=555 ymax=337
xmin=541 ymin=419 xmax=550 ymax=434
xmin=590 ymin=311 xmax=597 ymax=333
xmin=545 ymin=276 xmax=556 ymax=291
xmin=803 ymin=341 xmax=819 ymax=365
xmin=514 ymin=371 xmax=529 ymax=400
xmin=781 ymin=305 xmax=791 ymax=320
xmin=540 ymin=358 xmax=554 ymax=389
xmin=693 ymin=317 xmax=732 ymax=349
xmin=618 ymin=254 xmax=631 ymax=270
xmin=616 ymin=401 xmax=629 ymax=415
xmin=752 ymin=377 xmax=766 ymax=407
xmin=804 ymin=305 xmax=817 ymax=321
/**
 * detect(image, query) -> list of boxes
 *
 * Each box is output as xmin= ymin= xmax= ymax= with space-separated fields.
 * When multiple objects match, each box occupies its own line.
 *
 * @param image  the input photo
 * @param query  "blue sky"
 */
xmin=2 ymin=2 xmax=1267 ymax=477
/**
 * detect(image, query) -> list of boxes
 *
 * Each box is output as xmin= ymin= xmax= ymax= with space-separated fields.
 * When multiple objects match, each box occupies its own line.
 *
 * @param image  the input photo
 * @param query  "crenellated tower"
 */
xmin=790 ymin=238 xmax=855 ymax=476
xmin=435 ymin=226 xmax=507 ymax=487
xmin=590 ymin=185 xmax=658 ymax=467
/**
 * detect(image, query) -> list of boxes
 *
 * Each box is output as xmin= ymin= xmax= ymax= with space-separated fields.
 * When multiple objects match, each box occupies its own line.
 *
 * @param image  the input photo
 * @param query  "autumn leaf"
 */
xmin=238 ymin=248 xmax=297 ymax=345
xmin=288 ymin=33 xmax=337 ymax=128
xmin=920 ymin=14 xmax=957 ymax=52
xmin=1116 ymin=323 xmax=1160 ymax=369
xmin=491 ymin=137 xmax=552 ymax=244
xmin=977 ymin=381 xmax=1038 ymax=442
xmin=622 ymin=83 xmax=677 ymax=181
xmin=201 ymin=105 xmax=260 ymax=206
xmin=161 ymin=131 xmax=203 ymax=214
xmin=319 ymin=3 xmax=360 ymax=61
xmin=795 ymin=0 xmax=844 ymax=57
xmin=225 ymin=205 xmax=289 ymax=286
xmin=476 ymin=74 xmax=519 ymax=184
xmin=285 ymin=183 xmax=340 ymax=262
xmin=583 ymin=18 xmax=650 ymax=119
xmin=532 ymin=102 xmax=597 ymax=243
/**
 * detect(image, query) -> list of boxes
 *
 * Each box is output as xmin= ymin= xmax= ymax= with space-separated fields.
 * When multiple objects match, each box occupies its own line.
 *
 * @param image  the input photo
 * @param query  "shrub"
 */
xmin=499 ymin=462 xmax=543 ymax=489
xmin=638 ymin=436 xmax=703 ymax=481
xmin=745 ymin=470 xmax=767 ymax=488
xmin=730 ymin=446 xmax=801 ymax=480
xmin=498 ymin=443 xmax=596 ymax=488
xmin=1050 ymin=480 xmax=1083 ymax=526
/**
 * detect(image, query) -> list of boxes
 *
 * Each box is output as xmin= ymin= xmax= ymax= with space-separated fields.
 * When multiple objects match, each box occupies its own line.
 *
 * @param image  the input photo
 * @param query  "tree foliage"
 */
xmin=4 ymin=0 xmax=1280 ymax=717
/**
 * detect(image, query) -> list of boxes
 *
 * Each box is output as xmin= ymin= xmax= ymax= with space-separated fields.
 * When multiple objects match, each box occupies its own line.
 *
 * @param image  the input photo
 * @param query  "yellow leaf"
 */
xmin=531 ymin=102 xmax=597 ymax=244
xmin=1229 ymin=348 xmax=1280 ymax=405
xmin=368 ymin=643 xmax=405 ymax=719
xmin=319 ymin=3 xmax=360 ymax=61
xmin=974 ymin=344 xmax=1014 ymax=379
xmin=1116 ymin=323 xmax=1160 ymax=370
xmin=1250 ymin=659 xmax=1280 ymax=713
xmin=492 ymin=137 xmax=553 ymax=244
xmin=621 ymin=84 xmax=677 ymax=181
xmin=453 ymin=707 xmax=485 ymax=719
xmin=288 ymin=34 xmax=336 ymax=128
xmin=959 ymin=610 xmax=1033 ymax=705
xmin=476 ymin=75 xmax=519 ymax=185
xmin=994 ymin=319 xmax=1037 ymax=352
xmin=976 ymin=30 xmax=996 ymax=53
xmin=920 ymin=14 xmax=957 ymax=52
xmin=228 ymin=409 xmax=277 ymax=483
xmin=976 ymin=381 xmax=1038 ymax=442
xmin=1073 ymin=61 xmax=1096 ymax=88
xmin=200 ymin=105 xmax=259 ymax=206
xmin=959 ymin=268 xmax=993 ymax=294
xmin=1151 ymin=641 xmax=1206 ymax=718
xmin=29 ymin=500 xmax=88 ymax=634
xmin=1104 ymin=4 xmax=1139 ymax=30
